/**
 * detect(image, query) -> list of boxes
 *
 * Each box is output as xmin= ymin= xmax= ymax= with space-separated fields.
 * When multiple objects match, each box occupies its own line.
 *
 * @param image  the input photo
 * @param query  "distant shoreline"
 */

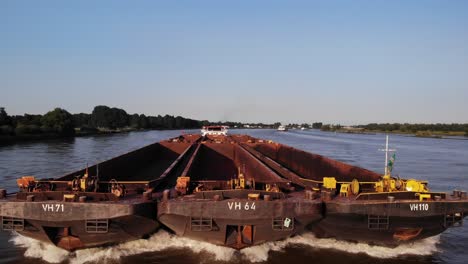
xmin=2 ymin=126 xmax=468 ymax=146
xmin=326 ymin=128 xmax=468 ymax=140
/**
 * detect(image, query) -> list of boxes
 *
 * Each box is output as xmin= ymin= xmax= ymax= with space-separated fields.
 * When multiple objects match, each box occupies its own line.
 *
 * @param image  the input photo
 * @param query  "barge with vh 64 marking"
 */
xmin=1 ymin=126 xmax=467 ymax=251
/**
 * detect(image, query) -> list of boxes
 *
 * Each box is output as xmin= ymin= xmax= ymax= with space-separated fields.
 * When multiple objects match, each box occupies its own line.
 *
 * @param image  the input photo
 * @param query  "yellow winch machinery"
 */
xmin=321 ymin=175 xmax=429 ymax=196
xmin=373 ymin=175 xmax=429 ymax=193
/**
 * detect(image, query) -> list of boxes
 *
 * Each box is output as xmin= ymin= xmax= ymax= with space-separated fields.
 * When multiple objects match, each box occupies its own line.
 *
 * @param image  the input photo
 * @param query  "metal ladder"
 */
xmin=2 ymin=217 xmax=24 ymax=231
xmin=85 ymin=219 xmax=109 ymax=233
xmin=368 ymin=215 xmax=389 ymax=230
xmin=190 ymin=217 xmax=213 ymax=231
xmin=444 ymin=212 xmax=464 ymax=228
xmin=272 ymin=217 xmax=294 ymax=231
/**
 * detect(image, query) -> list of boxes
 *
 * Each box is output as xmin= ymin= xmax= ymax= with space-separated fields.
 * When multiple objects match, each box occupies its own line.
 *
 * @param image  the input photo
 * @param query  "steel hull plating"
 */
xmin=311 ymin=199 xmax=468 ymax=246
xmin=0 ymin=136 xmax=197 ymax=251
xmin=0 ymin=200 xmax=159 ymax=250
xmin=158 ymin=194 xmax=321 ymax=248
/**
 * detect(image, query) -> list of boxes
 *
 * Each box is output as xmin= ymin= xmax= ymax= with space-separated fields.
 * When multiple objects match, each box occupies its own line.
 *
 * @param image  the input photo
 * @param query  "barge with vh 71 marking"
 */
xmin=1 ymin=126 xmax=467 ymax=251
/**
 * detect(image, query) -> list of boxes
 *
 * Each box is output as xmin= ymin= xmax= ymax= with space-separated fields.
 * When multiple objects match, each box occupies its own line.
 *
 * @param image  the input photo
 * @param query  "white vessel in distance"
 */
xmin=201 ymin=125 xmax=228 ymax=136
xmin=277 ymin=125 xmax=288 ymax=131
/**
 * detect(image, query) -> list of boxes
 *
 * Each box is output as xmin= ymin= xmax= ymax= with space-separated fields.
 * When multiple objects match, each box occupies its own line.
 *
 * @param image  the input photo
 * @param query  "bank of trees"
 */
xmin=1 ymin=107 xmax=75 ymax=136
xmin=320 ymin=124 xmax=342 ymax=131
xmin=316 ymin=122 xmax=468 ymax=136
xmin=3 ymin=106 xmax=468 ymax=139
xmin=0 ymin=105 xmax=204 ymax=138
xmin=73 ymin=105 xmax=202 ymax=130
xmin=357 ymin=123 xmax=468 ymax=134
xmin=312 ymin=122 xmax=323 ymax=129
xmin=0 ymin=107 xmax=14 ymax=135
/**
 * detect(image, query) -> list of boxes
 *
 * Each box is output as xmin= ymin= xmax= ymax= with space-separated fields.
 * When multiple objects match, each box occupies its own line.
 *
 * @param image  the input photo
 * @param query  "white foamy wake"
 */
xmin=240 ymin=233 xmax=441 ymax=262
xmin=10 ymin=231 xmax=440 ymax=263
xmin=10 ymin=233 xmax=70 ymax=263
xmin=10 ymin=230 xmax=236 ymax=264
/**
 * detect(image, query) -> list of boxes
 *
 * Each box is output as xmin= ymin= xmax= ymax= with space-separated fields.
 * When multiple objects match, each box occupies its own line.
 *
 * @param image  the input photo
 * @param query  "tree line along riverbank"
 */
xmin=319 ymin=123 xmax=468 ymax=138
xmin=0 ymin=106 xmax=281 ymax=144
xmin=0 ymin=106 xmax=208 ymax=144
xmin=1 ymin=106 xmax=467 ymax=144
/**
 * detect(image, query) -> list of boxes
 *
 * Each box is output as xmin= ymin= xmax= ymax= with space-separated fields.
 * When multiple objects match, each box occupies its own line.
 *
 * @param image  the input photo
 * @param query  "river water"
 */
xmin=0 ymin=129 xmax=467 ymax=264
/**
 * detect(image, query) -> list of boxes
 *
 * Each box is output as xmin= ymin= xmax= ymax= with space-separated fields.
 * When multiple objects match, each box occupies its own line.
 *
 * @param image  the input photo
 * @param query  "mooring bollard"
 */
xmin=162 ymin=189 xmax=170 ymax=201
xmin=460 ymin=191 xmax=467 ymax=199
xmin=143 ymin=191 xmax=152 ymax=201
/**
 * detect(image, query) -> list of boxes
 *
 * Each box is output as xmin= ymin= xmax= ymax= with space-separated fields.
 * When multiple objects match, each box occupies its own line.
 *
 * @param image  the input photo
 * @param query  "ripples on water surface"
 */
xmin=1 ymin=129 xmax=467 ymax=264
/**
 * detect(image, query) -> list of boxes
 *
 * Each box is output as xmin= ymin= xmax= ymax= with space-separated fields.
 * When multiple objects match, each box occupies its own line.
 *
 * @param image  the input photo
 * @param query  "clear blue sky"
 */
xmin=1 ymin=0 xmax=467 ymax=124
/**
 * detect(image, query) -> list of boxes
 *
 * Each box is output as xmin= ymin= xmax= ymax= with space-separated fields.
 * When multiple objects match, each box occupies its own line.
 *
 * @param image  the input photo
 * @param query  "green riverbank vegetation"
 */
xmin=319 ymin=123 xmax=468 ymax=138
xmin=2 ymin=106 xmax=467 ymax=143
xmin=0 ymin=106 xmax=204 ymax=143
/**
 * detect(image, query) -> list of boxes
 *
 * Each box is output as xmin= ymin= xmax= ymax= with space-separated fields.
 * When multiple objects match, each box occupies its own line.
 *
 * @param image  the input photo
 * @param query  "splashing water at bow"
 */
xmin=10 ymin=230 xmax=440 ymax=264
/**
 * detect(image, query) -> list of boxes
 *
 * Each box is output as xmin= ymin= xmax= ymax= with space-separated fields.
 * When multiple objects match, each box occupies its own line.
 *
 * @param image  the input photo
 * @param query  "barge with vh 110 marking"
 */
xmin=1 ymin=126 xmax=467 ymax=251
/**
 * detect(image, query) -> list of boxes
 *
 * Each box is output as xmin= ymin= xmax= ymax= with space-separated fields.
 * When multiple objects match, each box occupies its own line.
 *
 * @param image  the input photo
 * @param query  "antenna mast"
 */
xmin=378 ymin=135 xmax=396 ymax=175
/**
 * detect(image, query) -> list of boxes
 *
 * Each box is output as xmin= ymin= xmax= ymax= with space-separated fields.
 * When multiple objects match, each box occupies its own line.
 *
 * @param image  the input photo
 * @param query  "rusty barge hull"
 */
xmin=155 ymin=136 xmax=326 ymax=248
xmin=158 ymin=190 xmax=321 ymax=248
xmin=0 ymin=199 xmax=159 ymax=249
xmin=1 ymin=132 xmax=468 ymax=251
xmin=153 ymin=134 xmax=468 ymax=248
xmin=0 ymin=135 xmax=199 ymax=250
xmin=311 ymin=195 xmax=468 ymax=246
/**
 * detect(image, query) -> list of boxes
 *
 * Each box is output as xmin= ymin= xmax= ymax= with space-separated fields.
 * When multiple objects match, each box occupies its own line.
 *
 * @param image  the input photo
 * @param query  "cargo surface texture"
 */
xmin=1 ymin=129 xmax=467 ymax=251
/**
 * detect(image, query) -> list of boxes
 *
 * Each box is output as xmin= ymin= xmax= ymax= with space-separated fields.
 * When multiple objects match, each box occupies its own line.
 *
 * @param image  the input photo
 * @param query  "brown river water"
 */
xmin=0 ymin=129 xmax=467 ymax=264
